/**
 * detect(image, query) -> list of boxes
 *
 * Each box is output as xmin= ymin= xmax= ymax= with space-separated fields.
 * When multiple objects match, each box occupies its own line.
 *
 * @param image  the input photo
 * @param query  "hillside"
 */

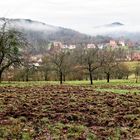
xmin=0 ymin=18 xmax=112 ymax=54
xmin=92 ymin=22 xmax=140 ymax=42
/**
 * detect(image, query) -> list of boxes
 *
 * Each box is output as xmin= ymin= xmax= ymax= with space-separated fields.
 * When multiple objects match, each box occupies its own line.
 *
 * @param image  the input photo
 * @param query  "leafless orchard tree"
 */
xmin=50 ymin=51 xmax=69 ymax=84
xmin=77 ymin=47 xmax=102 ymax=85
xmin=102 ymin=48 xmax=118 ymax=83
xmin=0 ymin=19 xmax=26 ymax=82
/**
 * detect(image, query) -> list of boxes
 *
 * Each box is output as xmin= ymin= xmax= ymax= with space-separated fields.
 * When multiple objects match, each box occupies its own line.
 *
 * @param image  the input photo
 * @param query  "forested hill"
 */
xmin=0 ymin=18 xmax=111 ymax=54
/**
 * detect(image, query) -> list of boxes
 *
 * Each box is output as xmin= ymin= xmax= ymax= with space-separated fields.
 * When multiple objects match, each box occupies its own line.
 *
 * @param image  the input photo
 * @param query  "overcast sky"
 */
xmin=0 ymin=0 xmax=139 ymax=33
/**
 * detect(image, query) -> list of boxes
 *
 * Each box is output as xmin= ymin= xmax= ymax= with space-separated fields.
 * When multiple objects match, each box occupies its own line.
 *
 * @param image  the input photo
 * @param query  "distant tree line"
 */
xmin=2 ymin=45 xmax=135 ymax=85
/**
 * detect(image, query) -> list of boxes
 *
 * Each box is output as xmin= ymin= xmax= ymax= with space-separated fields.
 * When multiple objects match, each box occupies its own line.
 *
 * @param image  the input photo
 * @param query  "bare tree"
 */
xmin=115 ymin=63 xmax=130 ymax=80
xmin=102 ymin=49 xmax=118 ymax=83
xmin=22 ymin=52 xmax=32 ymax=81
xmin=77 ymin=47 xmax=102 ymax=85
xmin=42 ymin=54 xmax=51 ymax=81
xmin=0 ymin=19 xmax=26 ymax=82
xmin=135 ymin=63 xmax=140 ymax=83
xmin=50 ymin=51 xmax=68 ymax=84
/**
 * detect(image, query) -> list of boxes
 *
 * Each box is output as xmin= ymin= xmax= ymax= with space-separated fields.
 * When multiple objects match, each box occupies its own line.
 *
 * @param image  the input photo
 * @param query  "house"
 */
xmin=49 ymin=42 xmax=63 ymax=53
xmin=86 ymin=44 xmax=96 ymax=49
xmin=62 ymin=45 xmax=69 ymax=49
xmin=109 ymin=40 xmax=117 ymax=48
xmin=49 ymin=41 xmax=77 ymax=52
xmin=68 ymin=45 xmax=76 ymax=50
xmin=118 ymin=41 xmax=125 ymax=47
xmin=131 ymin=52 xmax=140 ymax=61
xmin=33 ymin=63 xmax=40 ymax=67
xmin=98 ymin=44 xmax=104 ymax=49
xmin=30 ymin=55 xmax=43 ymax=67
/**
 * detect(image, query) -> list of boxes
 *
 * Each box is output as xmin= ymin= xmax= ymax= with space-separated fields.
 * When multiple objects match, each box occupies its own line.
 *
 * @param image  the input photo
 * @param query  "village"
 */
xmin=29 ymin=40 xmax=140 ymax=67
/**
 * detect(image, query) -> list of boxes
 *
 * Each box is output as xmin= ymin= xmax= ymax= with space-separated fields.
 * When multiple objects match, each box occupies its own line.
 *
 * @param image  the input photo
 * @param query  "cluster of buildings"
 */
xmin=48 ymin=40 xmax=140 ymax=60
xmin=49 ymin=40 xmax=127 ymax=52
xmin=48 ymin=41 xmax=100 ymax=53
xmin=28 ymin=40 xmax=140 ymax=67
xmin=30 ymin=55 xmax=43 ymax=67
xmin=48 ymin=42 xmax=76 ymax=53
xmin=109 ymin=40 xmax=126 ymax=48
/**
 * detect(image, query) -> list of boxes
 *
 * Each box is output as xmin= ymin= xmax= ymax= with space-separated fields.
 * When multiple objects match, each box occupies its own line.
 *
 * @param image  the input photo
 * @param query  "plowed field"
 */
xmin=0 ymin=85 xmax=140 ymax=139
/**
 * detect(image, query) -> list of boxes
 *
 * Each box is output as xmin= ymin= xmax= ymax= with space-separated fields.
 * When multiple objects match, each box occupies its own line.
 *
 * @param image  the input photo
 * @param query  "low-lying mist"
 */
xmin=92 ymin=25 xmax=140 ymax=36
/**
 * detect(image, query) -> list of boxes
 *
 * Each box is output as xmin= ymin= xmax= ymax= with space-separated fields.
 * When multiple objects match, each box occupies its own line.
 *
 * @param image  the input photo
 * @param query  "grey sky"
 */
xmin=0 ymin=0 xmax=140 ymax=33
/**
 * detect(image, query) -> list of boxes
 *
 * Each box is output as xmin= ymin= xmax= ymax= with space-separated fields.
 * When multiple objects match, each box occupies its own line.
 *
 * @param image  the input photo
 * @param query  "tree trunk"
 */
xmin=89 ymin=70 xmax=93 ymax=85
xmin=60 ymin=71 xmax=63 ymax=84
xmin=126 ymin=75 xmax=129 ymax=80
xmin=25 ymin=68 xmax=29 ymax=82
xmin=44 ymin=72 xmax=48 ymax=81
xmin=106 ymin=73 xmax=110 ymax=83
xmin=26 ymin=75 xmax=28 ymax=82
xmin=63 ymin=74 xmax=66 ymax=82
xmin=25 ymin=72 xmax=29 ymax=82
xmin=0 ymin=70 xmax=2 ymax=83
xmin=136 ymin=75 xmax=138 ymax=83
xmin=135 ymin=73 xmax=138 ymax=83
xmin=136 ymin=78 xmax=138 ymax=83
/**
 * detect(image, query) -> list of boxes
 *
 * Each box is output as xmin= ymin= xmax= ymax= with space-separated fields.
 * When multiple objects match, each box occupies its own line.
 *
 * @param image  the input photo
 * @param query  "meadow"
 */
xmin=0 ymin=80 xmax=140 ymax=139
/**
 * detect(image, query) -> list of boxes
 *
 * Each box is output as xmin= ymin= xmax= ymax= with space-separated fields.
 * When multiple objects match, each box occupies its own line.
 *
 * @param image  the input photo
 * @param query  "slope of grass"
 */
xmin=95 ymin=88 xmax=140 ymax=94
xmin=1 ymin=79 xmax=140 ymax=87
